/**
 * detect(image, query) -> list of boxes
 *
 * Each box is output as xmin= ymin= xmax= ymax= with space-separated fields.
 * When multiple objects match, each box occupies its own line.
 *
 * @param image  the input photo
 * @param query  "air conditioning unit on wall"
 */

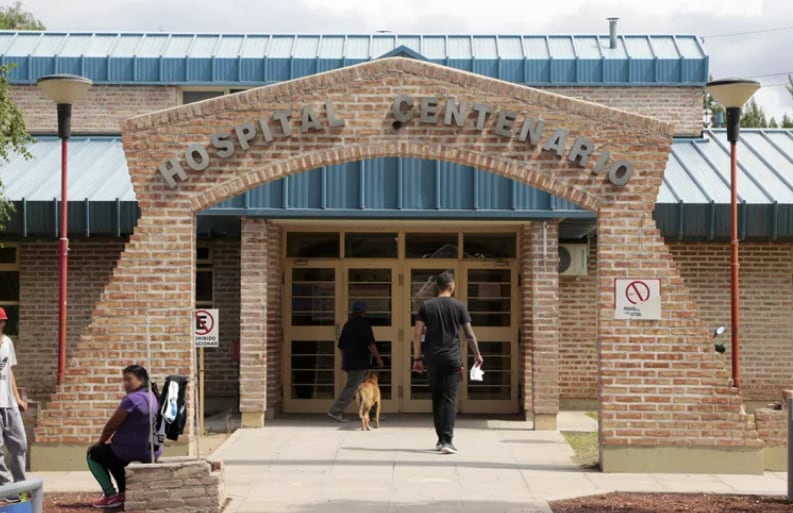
xmin=559 ymin=244 xmax=588 ymax=276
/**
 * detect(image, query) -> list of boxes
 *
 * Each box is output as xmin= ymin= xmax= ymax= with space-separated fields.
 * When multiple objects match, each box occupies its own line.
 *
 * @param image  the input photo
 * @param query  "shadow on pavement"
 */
xmin=281 ymin=499 xmax=551 ymax=512
xmin=222 ymin=458 xmax=581 ymax=472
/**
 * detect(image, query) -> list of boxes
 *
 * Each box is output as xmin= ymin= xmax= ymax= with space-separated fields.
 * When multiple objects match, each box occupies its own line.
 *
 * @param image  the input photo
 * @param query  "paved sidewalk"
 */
xmin=30 ymin=413 xmax=789 ymax=512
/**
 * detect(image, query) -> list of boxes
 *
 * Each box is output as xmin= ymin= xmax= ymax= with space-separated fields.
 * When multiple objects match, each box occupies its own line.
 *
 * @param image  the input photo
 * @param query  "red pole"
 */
xmin=57 ymin=137 xmax=68 ymax=386
xmin=730 ymin=141 xmax=740 ymax=389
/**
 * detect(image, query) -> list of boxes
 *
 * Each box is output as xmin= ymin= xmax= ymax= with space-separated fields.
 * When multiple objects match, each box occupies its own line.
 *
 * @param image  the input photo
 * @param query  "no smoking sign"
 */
xmin=614 ymin=279 xmax=661 ymax=320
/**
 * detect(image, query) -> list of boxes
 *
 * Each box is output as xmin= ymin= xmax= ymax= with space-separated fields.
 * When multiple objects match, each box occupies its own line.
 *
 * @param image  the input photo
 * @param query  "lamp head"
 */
xmin=36 ymin=74 xmax=92 ymax=105
xmin=705 ymin=78 xmax=760 ymax=109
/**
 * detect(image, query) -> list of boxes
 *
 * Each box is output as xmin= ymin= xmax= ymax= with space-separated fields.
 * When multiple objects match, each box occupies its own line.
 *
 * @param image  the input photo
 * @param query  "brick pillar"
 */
xmin=265 ymin=225 xmax=283 ymax=418
xmin=520 ymin=226 xmax=533 ymax=416
xmin=525 ymin=221 xmax=560 ymax=430
xmin=239 ymin=218 xmax=270 ymax=427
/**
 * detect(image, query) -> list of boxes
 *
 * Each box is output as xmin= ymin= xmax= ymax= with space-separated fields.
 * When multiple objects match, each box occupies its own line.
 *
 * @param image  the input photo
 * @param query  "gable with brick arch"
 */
xmin=31 ymin=58 xmax=761 ymax=473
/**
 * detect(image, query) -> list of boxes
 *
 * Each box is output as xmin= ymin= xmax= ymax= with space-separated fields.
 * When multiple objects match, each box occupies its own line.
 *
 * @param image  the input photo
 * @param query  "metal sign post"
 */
xmin=199 ymin=347 xmax=205 ymax=438
xmin=194 ymin=308 xmax=219 ymax=447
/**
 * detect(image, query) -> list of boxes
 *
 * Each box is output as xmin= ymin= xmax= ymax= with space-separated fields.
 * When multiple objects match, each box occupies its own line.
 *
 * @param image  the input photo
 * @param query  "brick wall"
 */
xmin=548 ymin=86 xmax=703 ymax=137
xmin=558 ymin=241 xmax=793 ymax=402
xmin=559 ymin=241 xmax=598 ymax=400
xmin=668 ymin=242 xmax=793 ymax=401
xmin=204 ymin=239 xmax=241 ymax=400
xmin=10 ymin=84 xmax=178 ymax=134
xmin=15 ymin=239 xmax=125 ymax=399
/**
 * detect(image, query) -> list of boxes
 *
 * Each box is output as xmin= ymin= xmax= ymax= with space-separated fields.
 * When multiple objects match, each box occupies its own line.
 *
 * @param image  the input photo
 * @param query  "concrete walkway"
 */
xmin=31 ymin=413 xmax=789 ymax=512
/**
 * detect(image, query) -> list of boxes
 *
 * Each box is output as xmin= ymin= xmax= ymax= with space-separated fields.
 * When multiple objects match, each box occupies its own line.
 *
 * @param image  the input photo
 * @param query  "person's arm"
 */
xmin=463 ymin=322 xmax=483 ymax=367
xmin=89 ymin=407 xmax=129 ymax=451
xmin=9 ymin=370 xmax=26 ymax=412
xmin=412 ymin=320 xmax=425 ymax=373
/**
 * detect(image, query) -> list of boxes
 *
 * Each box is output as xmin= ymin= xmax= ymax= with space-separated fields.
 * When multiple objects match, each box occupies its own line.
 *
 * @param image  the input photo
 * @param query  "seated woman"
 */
xmin=87 ymin=365 xmax=162 ymax=509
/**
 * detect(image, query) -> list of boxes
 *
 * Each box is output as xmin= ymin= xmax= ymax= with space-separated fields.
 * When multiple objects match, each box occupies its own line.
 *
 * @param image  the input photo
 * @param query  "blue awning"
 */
xmin=1 ymin=129 xmax=792 ymax=239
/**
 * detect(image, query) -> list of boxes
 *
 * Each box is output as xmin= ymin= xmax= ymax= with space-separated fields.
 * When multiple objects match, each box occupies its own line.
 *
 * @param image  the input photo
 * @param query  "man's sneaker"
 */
xmin=326 ymin=412 xmax=345 ymax=423
xmin=435 ymin=440 xmax=443 ymax=451
xmin=441 ymin=443 xmax=458 ymax=454
xmin=91 ymin=493 xmax=124 ymax=509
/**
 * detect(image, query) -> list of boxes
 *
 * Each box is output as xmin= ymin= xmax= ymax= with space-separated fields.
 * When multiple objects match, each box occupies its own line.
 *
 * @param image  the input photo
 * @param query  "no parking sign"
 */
xmin=614 ymin=279 xmax=661 ymax=320
xmin=195 ymin=308 xmax=220 ymax=348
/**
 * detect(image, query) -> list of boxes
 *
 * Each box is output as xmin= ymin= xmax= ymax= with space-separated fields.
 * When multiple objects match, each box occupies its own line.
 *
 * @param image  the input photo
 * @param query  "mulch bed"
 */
xmin=551 ymin=493 xmax=793 ymax=513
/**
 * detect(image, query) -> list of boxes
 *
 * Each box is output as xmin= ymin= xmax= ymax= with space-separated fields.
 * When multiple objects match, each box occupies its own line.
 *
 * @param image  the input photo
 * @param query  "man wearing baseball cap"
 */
xmin=0 ymin=307 xmax=28 ymax=500
xmin=327 ymin=301 xmax=384 ymax=423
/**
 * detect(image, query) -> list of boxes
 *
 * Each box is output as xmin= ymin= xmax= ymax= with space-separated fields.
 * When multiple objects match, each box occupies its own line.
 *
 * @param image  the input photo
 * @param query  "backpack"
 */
xmin=153 ymin=375 xmax=189 ymax=444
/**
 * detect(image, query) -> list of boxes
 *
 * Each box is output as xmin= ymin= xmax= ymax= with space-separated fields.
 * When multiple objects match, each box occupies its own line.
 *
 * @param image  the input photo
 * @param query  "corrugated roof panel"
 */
xmin=668 ymin=142 xmax=729 ymax=203
xmin=623 ymin=36 xmax=653 ymax=58
xmin=364 ymin=158 xmax=398 ymax=209
xmin=396 ymin=36 xmax=421 ymax=54
xmin=547 ymin=36 xmax=575 ymax=59
xmin=294 ymin=36 xmax=320 ymax=58
xmin=497 ymin=36 xmax=523 ymax=59
xmin=523 ymin=37 xmax=549 ymax=59
xmin=695 ymin=136 xmax=772 ymax=203
xmin=214 ymin=35 xmax=246 ymax=57
xmin=4 ymin=33 xmax=41 ymax=55
xmin=662 ymin=154 xmax=708 ymax=203
xmin=30 ymin=33 xmax=65 ymax=56
xmin=369 ymin=36 xmax=395 ymax=58
xmin=0 ymin=33 xmax=16 ymax=53
xmin=649 ymin=36 xmax=678 ymax=59
xmin=674 ymin=36 xmax=705 ymax=58
xmin=446 ymin=36 xmax=472 ymax=59
xmin=163 ymin=35 xmax=195 ymax=56
xmin=438 ymin=161 xmax=474 ymax=209
xmin=472 ymin=36 xmax=498 ymax=58
xmin=599 ymin=36 xmax=627 ymax=58
xmin=268 ymin=36 xmax=295 ymax=58
xmin=57 ymin=34 xmax=94 ymax=56
xmin=189 ymin=35 xmax=219 ymax=57
xmin=136 ymin=34 xmax=170 ymax=57
xmin=573 ymin=36 xmax=601 ymax=59
xmin=420 ymin=36 xmax=446 ymax=60
xmin=318 ymin=36 xmax=345 ymax=58
xmin=109 ymin=34 xmax=142 ymax=56
xmin=238 ymin=35 xmax=269 ymax=57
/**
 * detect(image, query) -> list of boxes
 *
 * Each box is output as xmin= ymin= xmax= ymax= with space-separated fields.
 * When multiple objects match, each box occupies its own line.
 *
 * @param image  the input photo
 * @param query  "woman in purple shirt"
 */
xmin=87 ymin=365 xmax=161 ymax=509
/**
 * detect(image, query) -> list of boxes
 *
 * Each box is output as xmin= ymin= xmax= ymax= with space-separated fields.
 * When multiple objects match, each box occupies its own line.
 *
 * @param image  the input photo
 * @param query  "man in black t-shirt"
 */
xmin=327 ymin=301 xmax=384 ymax=423
xmin=412 ymin=272 xmax=483 ymax=454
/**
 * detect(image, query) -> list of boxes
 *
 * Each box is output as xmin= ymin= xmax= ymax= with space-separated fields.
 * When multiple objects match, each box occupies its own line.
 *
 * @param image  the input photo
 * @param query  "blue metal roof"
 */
xmin=2 ymin=130 xmax=792 ymax=239
xmin=0 ymin=31 xmax=708 ymax=86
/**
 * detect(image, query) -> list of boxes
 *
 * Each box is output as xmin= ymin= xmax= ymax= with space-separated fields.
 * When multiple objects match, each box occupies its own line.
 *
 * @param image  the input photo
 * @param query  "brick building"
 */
xmin=0 ymin=29 xmax=792 ymax=472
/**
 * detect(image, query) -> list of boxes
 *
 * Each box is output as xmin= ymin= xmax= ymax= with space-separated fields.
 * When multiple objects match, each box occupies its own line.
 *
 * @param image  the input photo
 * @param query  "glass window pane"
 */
xmin=0 ymin=247 xmax=17 ymax=265
xmin=464 ymin=233 xmax=516 ymax=259
xmin=468 ymin=269 xmax=511 ymax=326
xmin=286 ymin=233 xmax=340 ymax=258
xmin=291 ymin=268 xmax=335 ymax=326
xmin=196 ymin=270 xmax=213 ymax=303
xmin=467 ymin=340 xmax=511 ymax=400
xmin=345 ymin=233 xmax=398 ymax=258
xmin=291 ymin=340 xmax=335 ymax=399
xmin=374 ymin=341 xmax=392 ymax=400
xmin=182 ymin=90 xmax=224 ymax=104
xmin=0 ymin=272 xmax=19 ymax=302
xmin=347 ymin=268 xmax=391 ymax=326
xmin=196 ymin=246 xmax=211 ymax=262
xmin=406 ymin=234 xmax=458 ymax=259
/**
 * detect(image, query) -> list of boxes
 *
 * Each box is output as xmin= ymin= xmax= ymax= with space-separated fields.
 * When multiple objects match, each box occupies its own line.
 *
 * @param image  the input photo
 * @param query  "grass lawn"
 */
xmin=561 ymin=430 xmax=599 ymax=469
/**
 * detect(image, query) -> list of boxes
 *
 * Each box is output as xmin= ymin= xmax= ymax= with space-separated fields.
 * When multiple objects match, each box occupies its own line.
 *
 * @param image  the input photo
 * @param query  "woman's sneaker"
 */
xmin=91 ymin=493 xmax=124 ymax=509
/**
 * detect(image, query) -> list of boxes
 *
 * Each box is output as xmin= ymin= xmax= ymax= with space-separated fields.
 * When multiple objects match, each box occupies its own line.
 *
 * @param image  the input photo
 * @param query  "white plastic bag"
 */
xmin=469 ymin=363 xmax=485 ymax=382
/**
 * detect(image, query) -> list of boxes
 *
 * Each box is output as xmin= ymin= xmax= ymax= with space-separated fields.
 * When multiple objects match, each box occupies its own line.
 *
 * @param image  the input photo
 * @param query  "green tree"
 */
xmin=769 ymin=117 xmax=779 ymax=129
xmin=0 ymin=2 xmax=43 ymax=227
xmin=782 ymin=113 xmax=793 ymax=129
xmin=0 ymin=1 xmax=44 ymax=30
xmin=740 ymin=97 xmax=768 ymax=128
xmin=703 ymin=74 xmax=724 ymax=127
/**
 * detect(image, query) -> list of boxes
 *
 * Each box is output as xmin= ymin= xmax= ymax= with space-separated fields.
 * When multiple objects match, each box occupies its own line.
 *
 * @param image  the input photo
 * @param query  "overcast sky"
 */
xmin=18 ymin=0 xmax=793 ymax=121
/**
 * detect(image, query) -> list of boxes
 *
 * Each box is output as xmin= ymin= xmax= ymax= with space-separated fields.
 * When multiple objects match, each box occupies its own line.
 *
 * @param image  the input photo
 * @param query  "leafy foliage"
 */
xmin=0 ymin=1 xmax=44 ymax=30
xmin=740 ymin=98 xmax=768 ymax=128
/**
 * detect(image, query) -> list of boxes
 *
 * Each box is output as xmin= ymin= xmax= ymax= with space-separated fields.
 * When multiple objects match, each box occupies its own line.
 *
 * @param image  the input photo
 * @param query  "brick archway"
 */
xmin=32 ymin=58 xmax=761 ymax=473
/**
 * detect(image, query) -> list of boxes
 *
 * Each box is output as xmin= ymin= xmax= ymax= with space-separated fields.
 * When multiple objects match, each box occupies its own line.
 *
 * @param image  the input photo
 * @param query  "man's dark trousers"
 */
xmin=428 ymin=359 xmax=461 ymax=444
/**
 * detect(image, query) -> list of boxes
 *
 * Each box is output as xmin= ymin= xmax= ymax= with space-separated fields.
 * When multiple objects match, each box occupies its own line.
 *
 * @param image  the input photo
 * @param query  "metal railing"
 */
xmin=0 ymin=478 xmax=43 ymax=513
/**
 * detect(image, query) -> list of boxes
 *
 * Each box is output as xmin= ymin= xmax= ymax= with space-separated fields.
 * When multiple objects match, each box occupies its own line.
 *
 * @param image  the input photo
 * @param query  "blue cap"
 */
xmin=352 ymin=301 xmax=367 ymax=312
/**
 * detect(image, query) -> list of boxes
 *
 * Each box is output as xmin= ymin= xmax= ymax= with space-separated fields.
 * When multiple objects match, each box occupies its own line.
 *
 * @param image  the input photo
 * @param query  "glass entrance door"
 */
xmin=344 ymin=265 xmax=399 ymax=412
xmin=283 ymin=265 xmax=341 ymax=413
xmin=402 ymin=265 xmax=458 ymax=412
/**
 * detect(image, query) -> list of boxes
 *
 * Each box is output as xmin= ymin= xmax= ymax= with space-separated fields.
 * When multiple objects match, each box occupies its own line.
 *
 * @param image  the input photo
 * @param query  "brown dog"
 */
xmin=355 ymin=372 xmax=381 ymax=431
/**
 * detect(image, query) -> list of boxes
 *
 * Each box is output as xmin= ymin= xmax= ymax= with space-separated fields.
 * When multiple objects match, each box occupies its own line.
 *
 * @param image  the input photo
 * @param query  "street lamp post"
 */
xmin=36 ymin=74 xmax=92 ymax=387
xmin=705 ymin=78 xmax=760 ymax=390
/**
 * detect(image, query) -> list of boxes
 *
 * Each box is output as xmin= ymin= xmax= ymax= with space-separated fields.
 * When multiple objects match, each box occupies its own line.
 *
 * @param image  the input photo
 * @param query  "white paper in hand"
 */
xmin=469 ymin=363 xmax=485 ymax=382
